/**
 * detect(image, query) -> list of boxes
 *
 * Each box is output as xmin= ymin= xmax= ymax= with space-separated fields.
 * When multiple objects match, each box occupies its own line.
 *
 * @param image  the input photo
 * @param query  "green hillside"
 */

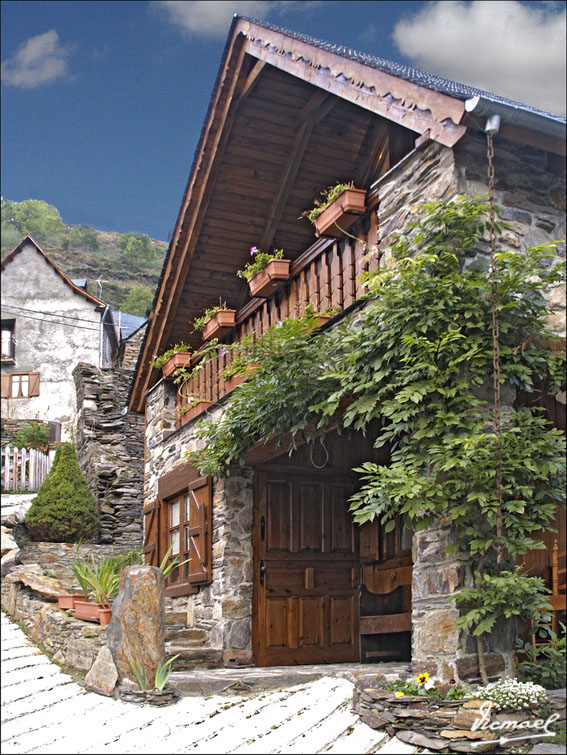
xmin=1 ymin=198 xmax=167 ymax=315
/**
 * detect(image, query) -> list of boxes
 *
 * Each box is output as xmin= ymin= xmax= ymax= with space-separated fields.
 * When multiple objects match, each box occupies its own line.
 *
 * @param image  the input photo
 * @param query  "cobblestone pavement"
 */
xmin=1 ymin=612 xmax=419 ymax=754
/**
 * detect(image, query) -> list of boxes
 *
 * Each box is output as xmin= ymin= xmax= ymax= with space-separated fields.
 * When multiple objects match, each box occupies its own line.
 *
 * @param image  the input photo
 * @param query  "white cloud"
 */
xmin=153 ymin=1 xmax=307 ymax=40
xmin=1 ymin=30 xmax=72 ymax=89
xmin=393 ymin=1 xmax=566 ymax=115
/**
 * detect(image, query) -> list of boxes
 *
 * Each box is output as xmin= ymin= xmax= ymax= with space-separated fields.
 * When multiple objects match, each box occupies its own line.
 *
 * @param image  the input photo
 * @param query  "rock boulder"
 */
xmin=106 ymin=565 xmax=165 ymax=686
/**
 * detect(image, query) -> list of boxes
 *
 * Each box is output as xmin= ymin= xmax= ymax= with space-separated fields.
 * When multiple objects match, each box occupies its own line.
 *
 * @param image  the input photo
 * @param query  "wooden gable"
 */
xmin=129 ymin=17 xmax=563 ymax=414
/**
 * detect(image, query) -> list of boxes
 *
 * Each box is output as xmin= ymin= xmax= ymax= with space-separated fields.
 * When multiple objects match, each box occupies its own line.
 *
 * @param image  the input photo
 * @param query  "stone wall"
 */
xmin=73 ymin=363 xmax=144 ymax=548
xmin=1 ymin=580 xmax=107 ymax=673
xmin=145 ymin=378 xmax=254 ymax=667
xmin=18 ymin=541 xmax=135 ymax=592
xmin=116 ymin=324 xmax=148 ymax=371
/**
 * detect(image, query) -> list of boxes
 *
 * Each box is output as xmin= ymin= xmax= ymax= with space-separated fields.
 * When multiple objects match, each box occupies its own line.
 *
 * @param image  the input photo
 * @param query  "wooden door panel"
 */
xmin=255 ymin=469 xmax=359 ymax=666
xmin=298 ymin=598 xmax=323 ymax=647
xmin=265 ymin=598 xmax=290 ymax=648
xmin=297 ymin=483 xmax=324 ymax=553
xmin=329 ymin=485 xmax=356 ymax=553
xmin=329 ymin=595 xmax=356 ymax=645
xmin=266 ymin=480 xmax=292 ymax=552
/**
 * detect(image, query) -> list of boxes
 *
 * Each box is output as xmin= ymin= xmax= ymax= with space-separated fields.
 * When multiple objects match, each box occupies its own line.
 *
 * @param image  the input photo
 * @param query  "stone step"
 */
xmin=164 ymin=627 xmax=208 ymax=646
xmin=164 ymin=611 xmax=187 ymax=625
xmin=165 ymin=645 xmax=223 ymax=670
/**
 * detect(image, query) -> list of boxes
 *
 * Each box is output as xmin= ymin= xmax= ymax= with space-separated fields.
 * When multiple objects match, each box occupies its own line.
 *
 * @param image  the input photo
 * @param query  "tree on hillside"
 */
xmin=62 ymin=225 xmax=99 ymax=252
xmin=122 ymin=285 xmax=154 ymax=317
xmin=1 ymin=198 xmax=65 ymax=243
xmin=118 ymin=232 xmax=155 ymax=266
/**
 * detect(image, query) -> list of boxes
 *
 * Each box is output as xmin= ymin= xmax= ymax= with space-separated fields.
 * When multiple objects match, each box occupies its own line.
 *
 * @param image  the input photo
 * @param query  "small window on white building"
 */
xmin=1 ymin=320 xmax=16 ymax=361
xmin=1 ymin=372 xmax=40 ymax=399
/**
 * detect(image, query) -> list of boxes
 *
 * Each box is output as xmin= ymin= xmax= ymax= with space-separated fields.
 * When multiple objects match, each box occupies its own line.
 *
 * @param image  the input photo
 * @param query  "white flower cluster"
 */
xmin=474 ymin=678 xmax=547 ymax=711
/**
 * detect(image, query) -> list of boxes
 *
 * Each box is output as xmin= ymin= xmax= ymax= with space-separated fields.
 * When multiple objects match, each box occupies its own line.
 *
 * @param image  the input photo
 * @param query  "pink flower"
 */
xmin=220 ymin=349 xmax=227 ymax=357
xmin=250 ymin=246 xmax=259 ymax=255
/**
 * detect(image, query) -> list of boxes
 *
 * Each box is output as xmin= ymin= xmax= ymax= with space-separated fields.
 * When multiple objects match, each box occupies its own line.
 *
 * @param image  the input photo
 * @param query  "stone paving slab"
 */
xmin=1 ymin=611 xmax=413 ymax=755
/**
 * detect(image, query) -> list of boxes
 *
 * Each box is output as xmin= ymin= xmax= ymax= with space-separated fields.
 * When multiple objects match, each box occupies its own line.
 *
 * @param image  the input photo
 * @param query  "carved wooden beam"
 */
xmin=237 ymin=20 xmax=467 ymax=148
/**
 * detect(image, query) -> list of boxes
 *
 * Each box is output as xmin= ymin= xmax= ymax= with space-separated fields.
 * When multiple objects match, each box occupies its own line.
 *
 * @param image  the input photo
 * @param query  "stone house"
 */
xmin=1 ymin=235 xmax=119 ymax=442
xmin=129 ymin=18 xmax=566 ymax=676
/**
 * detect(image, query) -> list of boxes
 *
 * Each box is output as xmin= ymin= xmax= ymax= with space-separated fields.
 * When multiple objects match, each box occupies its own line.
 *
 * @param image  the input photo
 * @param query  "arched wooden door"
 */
xmin=253 ymin=468 xmax=360 ymax=666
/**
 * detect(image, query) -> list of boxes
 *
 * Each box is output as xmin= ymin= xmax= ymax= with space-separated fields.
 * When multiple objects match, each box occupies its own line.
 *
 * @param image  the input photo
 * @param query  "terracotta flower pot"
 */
xmin=57 ymin=593 xmax=85 ymax=610
xmin=73 ymin=599 xmax=110 ymax=624
xmin=223 ymin=374 xmax=247 ymax=392
xmin=202 ymin=309 xmax=237 ymax=341
xmin=313 ymin=315 xmax=332 ymax=328
xmin=97 ymin=606 xmax=113 ymax=628
xmin=161 ymin=352 xmax=192 ymax=379
xmin=179 ymin=400 xmax=213 ymax=426
xmin=314 ymin=187 xmax=366 ymax=237
xmin=248 ymin=259 xmax=291 ymax=298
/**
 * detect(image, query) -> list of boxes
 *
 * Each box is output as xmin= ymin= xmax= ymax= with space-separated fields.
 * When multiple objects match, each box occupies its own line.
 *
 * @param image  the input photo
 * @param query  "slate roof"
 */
xmin=112 ymin=310 xmax=147 ymax=340
xmin=237 ymin=15 xmax=565 ymax=123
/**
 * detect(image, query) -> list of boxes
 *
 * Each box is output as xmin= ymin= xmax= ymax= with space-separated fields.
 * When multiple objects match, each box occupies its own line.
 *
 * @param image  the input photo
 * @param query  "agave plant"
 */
xmin=154 ymin=654 xmax=180 ymax=691
xmin=72 ymin=547 xmax=121 ymax=606
xmin=159 ymin=543 xmax=190 ymax=580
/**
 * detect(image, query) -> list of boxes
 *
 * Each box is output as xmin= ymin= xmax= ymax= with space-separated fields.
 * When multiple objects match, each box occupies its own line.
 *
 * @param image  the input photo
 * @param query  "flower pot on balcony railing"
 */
xmin=179 ymin=400 xmax=213 ymax=426
xmin=223 ymin=374 xmax=247 ymax=393
xmin=161 ymin=352 xmax=192 ymax=379
xmin=238 ymin=247 xmax=292 ymax=298
xmin=313 ymin=187 xmax=366 ymax=237
xmin=248 ymin=258 xmax=291 ymax=297
xmin=202 ymin=309 xmax=237 ymax=341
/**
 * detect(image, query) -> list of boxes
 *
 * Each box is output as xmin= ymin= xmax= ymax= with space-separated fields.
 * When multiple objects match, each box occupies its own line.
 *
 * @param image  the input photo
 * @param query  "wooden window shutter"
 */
xmin=143 ymin=500 xmax=160 ymax=568
xmin=186 ymin=475 xmax=212 ymax=585
xmin=28 ymin=372 xmax=40 ymax=397
xmin=1 ymin=374 xmax=9 ymax=398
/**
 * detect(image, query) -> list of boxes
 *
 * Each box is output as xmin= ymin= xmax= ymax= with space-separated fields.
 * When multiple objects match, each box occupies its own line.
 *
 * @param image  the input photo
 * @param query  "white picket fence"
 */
xmin=1 ymin=445 xmax=55 ymax=492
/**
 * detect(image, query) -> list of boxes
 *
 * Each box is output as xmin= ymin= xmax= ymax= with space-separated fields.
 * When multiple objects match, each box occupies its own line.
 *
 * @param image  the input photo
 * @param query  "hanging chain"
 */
xmin=487 ymin=131 xmax=504 ymax=563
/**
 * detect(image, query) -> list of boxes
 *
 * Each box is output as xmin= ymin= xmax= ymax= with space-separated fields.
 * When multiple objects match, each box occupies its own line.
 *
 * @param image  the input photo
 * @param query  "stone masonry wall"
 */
xmin=116 ymin=324 xmax=148 ymax=371
xmin=73 ymin=363 xmax=144 ymax=548
xmin=17 ymin=541 xmax=134 ymax=592
xmin=1 ymin=580 xmax=107 ymax=673
xmin=145 ymin=378 xmax=254 ymax=667
xmin=0 ymin=541 xmax=127 ymax=674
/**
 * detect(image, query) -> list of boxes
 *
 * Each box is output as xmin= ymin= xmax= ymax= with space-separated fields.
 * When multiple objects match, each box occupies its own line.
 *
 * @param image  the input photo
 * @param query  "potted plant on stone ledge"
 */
xmin=301 ymin=181 xmax=366 ymax=237
xmin=71 ymin=550 xmax=121 ymax=628
xmin=237 ymin=246 xmax=291 ymax=298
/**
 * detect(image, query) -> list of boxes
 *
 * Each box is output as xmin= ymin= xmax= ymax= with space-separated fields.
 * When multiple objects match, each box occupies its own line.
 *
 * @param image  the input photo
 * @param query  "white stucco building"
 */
xmin=1 ymin=236 xmax=119 ymax=440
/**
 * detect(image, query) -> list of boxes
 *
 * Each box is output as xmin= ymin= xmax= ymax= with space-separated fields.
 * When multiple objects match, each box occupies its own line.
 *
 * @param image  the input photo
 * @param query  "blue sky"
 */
xmin=1 ymin=1 xmax=565 ymax=242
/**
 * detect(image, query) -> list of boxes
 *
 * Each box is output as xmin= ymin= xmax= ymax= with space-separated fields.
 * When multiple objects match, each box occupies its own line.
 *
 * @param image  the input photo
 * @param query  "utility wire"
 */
xmin=0 ymin=309 xmax=102 ymax=332
xmin=2 ymin=303 xmax=107 ymax=326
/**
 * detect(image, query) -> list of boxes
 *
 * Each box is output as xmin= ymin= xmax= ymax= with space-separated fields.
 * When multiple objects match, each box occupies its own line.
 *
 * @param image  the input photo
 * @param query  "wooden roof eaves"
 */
xmin=129 ymin=18 xmax=470 ymax=413
xmin=236 ymin=18 xmax=467 ymax=148
xmin=130 ymin=29 xmax=250 ymax=413
xmin=1 ymin=235 xmax=106 ymax=309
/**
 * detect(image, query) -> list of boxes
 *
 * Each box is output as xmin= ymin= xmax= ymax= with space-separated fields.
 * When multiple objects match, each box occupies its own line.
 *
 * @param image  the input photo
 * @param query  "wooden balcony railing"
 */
xmin=176 ymin=210 xmax=379 ymax=425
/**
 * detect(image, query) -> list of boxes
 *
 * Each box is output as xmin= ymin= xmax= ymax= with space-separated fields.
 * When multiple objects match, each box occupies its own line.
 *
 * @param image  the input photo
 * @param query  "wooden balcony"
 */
xmin=175 ymin=209 xmax=379 ymax=425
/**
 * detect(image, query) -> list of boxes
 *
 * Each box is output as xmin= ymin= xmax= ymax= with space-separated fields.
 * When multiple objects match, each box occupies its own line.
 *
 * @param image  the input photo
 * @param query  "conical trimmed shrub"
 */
xmin=24 ymin=443 xmax=99 ymax=542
